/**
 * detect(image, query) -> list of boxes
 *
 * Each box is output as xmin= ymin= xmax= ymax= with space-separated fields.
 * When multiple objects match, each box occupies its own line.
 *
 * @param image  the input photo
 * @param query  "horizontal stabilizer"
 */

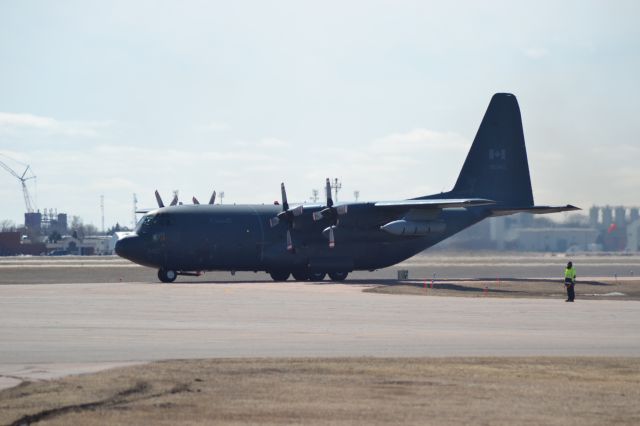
xmin=375 ymin=198 xmax=496 ymax=210
xmin=490 ymin=205 xmax=580 ymax=217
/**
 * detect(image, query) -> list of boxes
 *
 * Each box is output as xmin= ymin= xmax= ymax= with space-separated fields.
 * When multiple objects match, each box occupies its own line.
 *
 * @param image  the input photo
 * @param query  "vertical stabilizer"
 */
xmin=451 ymin=93 xmax=534 ymax=206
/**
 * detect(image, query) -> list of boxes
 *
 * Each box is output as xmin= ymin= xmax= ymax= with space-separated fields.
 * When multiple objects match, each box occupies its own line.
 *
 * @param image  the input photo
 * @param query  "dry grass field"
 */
xmin=1 ymin=357 xmax=639 ymax=425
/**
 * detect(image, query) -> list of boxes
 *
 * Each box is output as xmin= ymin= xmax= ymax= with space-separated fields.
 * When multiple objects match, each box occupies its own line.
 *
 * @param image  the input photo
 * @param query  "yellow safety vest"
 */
xmin=564 ymin=267 xmax=576 ymax=282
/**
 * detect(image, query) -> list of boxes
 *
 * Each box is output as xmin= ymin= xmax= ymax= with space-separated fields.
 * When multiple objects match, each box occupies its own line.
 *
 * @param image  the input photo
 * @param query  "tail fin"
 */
xmin=451 ymin=93 xmax=534 ymax=206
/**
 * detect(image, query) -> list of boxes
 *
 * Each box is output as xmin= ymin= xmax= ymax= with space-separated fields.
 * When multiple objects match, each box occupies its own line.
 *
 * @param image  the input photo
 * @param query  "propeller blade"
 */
xmin=281 ymin=183 xmax=289 ymax=211
xmin=209 ymin=190 xmax=216 ymax=205
xmin=154 ymin=190 xmax=165 ymax=208
xmin=325 ymin=178 xmax=333 ymax=207
xmin=269 ymin=217 xmax=280 ymax=227
xmin=329 ymin=226 xmax=335 ymax=248
xmin=192 ymin=197 xmax=200 ymax=205
xmin=286 ymin=229 xmax=294 ymax=252
xmin=170 ymin=194 xmax=179 ymax=206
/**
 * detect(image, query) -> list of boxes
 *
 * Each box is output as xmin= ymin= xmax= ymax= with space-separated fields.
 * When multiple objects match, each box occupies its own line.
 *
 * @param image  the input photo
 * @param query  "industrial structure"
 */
xmin=24 ymin=209 xmax=68 ymax=236
xmin=0 ymin=154 xmax=37 ymax=213
xmin=1 ymin=154 xmax=69 ymax=237
xmin=441 ymin=205 xmax=640 ymax=252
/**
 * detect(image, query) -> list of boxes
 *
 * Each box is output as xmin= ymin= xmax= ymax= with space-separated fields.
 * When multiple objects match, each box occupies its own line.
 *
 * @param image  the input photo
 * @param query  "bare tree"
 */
xmin=69 ymin=216 xmax=99 ymax=240
xmin=1 ymin=219 xmax=16 ymax=232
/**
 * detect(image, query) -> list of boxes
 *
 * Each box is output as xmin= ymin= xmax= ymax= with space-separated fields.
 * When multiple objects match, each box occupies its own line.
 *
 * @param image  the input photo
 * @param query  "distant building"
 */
xmin=627 ymin=220 xmax=640 ymax=252
xmin=435 ymin=206 xmax=640 ymax=253
xmin=24 ymin=212 xmax=42 ymax=234
xmin=506 ymin=227 xmax=599 ymax=252
xmin=46 ymin=235 xmax=113 ymax=255
xmin=0 ymin=232 xmax=46 ymax=256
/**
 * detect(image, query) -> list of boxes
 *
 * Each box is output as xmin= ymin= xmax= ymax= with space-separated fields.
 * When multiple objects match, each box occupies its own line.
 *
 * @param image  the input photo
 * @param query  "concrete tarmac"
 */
xmin=3 ymin=253 xmax=640 ymax=284
xmin=1 ymin=280 xmax=639 ymax=387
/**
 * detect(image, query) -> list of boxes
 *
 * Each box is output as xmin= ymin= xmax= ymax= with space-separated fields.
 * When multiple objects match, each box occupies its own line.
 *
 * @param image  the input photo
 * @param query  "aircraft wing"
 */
xmin=490 ymin=205 xmax=581 ymax=216
xmin=374 ymin=198 xmax=496 ymax=210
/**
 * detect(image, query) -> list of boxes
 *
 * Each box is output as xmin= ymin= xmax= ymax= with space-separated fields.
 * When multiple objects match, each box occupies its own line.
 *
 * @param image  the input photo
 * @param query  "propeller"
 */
xmin=270 ymin=182 xmax=303 ymax=252
xmin=157 ymin=190 xmax=216 ymax=207
xmin=154 ymin=190 xmax=165 ymax=208
xmin=170 ymin=192 xmax=179 ymax=206
xmin=312 ymin=178 xmax=347 ymax=248
xmin=193 ymin=190 xmax=216 ymax=205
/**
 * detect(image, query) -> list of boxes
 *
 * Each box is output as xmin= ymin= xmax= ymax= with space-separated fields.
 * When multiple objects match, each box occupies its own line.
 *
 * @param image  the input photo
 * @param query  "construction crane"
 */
xmin=0 ymin=154 xmax=37 ymax=213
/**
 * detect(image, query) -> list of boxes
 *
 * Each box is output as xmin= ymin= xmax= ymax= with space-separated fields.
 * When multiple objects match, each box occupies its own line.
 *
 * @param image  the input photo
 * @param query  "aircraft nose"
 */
xmin=115 ymin=235 xmax=140 ymax=260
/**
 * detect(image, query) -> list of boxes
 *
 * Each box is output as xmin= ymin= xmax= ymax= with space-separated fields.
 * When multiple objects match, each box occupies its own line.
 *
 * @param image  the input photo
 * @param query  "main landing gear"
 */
xmin=269 ymin=270 xmax=291 ymax=281
xmin=156 ymin=268 xmax=347 ymax=283
xmin=268 ymin=270 xmax=347 ymax=282
xmin=327 ymin=271 xmax=348 ymax=281
xmin=158 ymin=268 xmax=177 ymax=283
xmin=308 ymin=271 xmax=326 ymax=281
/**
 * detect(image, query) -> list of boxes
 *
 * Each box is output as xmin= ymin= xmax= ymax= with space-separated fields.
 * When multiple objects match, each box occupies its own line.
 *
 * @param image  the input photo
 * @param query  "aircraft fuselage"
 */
xmin=115 ymin=203 xmax=487 ymax=274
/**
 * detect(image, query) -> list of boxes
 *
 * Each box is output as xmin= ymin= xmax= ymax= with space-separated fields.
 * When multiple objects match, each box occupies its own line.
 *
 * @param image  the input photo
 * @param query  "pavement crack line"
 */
xmin=7 ymin=381 xmax=193 ymax=426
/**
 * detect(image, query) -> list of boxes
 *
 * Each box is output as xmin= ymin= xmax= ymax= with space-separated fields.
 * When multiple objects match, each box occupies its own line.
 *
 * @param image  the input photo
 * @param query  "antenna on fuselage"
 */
xmin=132 ymin=193 xmax=138 ymax=228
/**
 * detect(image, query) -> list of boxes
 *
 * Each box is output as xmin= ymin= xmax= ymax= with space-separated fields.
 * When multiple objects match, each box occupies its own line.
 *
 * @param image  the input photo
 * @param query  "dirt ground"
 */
xmin=1 ymin=358 xmax=639 ymax=425
xmin=367 ymin=278 xmax=640 ymax=300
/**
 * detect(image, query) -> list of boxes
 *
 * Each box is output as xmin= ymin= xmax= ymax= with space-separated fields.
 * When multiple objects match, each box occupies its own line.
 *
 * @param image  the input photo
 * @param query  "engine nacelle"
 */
xmin=380 ymin=220 xmax=446 ymax=236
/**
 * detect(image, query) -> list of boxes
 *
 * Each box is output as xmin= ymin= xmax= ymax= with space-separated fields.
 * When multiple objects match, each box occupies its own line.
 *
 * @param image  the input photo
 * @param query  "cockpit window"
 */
xmin=135 ymin=213 xmax=173 ymax=235
xmin=135 ymin=215 xmax=156 ymax=234
xmin=156 ymin=214 xmax=174 ymax=227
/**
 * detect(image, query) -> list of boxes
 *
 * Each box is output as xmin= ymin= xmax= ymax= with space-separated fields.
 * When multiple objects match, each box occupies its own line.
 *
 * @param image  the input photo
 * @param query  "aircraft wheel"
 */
xmin=291 ymin=270 xmax=309 ymax=281
xmin=158 ymin=268 xmax=177 ymax=283
xmin=328 ymin=271 xmax=348 ymax=282
xmin=308 ymin=271 xmax=326 ymax=281
xmin=269 ymin=271 xmax=290 ymax=281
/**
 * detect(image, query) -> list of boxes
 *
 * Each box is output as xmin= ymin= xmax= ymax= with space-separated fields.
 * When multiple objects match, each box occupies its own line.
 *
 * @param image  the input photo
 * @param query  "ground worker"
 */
xmin=564 ymin=261 xmax=576 ymax=302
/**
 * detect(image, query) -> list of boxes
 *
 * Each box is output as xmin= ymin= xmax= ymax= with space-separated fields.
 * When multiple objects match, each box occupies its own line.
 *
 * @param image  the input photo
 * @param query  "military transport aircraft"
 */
xmin=115 ymin=93 xmax=578 ymax=283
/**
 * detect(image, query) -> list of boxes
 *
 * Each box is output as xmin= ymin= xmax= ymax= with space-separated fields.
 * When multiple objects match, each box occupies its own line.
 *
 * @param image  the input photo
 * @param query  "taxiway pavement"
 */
xmin=1 ymin=281 xmax=638 ymax=384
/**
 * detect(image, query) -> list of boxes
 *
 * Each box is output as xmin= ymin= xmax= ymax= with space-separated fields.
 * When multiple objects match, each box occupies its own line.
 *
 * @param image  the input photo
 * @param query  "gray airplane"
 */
xmin=116 ymin=93 xmax=578 ymax=282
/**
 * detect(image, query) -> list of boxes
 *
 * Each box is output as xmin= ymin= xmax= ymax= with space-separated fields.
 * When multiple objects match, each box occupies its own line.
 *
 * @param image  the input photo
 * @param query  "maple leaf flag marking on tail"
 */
xmin=489 ymin=149 xmax=506 ymax=160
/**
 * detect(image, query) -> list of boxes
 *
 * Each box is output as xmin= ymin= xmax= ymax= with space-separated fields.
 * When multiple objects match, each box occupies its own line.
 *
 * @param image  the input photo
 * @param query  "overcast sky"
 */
xmin=1 ymin=0 xmax=639 ymax=229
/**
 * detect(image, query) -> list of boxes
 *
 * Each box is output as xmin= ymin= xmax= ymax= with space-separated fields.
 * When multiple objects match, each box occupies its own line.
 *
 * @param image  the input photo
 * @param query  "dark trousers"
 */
xmin=565 ymin=278 xmax=575 ymax=301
